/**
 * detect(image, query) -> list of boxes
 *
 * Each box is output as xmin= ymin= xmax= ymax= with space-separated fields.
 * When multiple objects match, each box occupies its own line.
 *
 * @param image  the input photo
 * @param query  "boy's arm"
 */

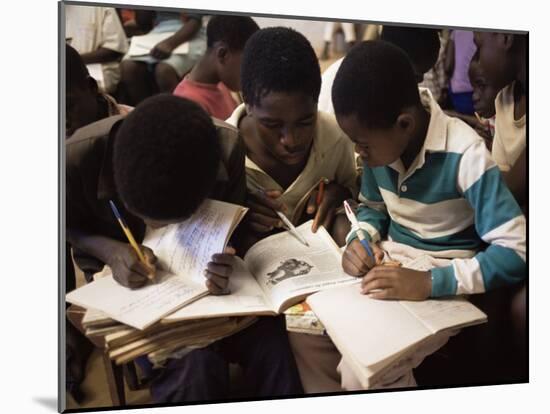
xmin=502 ymin=148 xmax=526 ymax=207
xmin=80 ymin=8 xmax=128 ymax=63
xmin=150 ymin=15 xmax=201 ymax=59
xmin=430 ymin=140 xmax=526 ymax=297
xmin=345 ymin=166 xmax=390 ymax=245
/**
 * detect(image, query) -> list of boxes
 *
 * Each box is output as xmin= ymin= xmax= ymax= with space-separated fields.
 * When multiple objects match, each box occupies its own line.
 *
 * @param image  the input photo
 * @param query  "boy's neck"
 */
xmin=187 ymin=53 xmax=220 ymax=85
xmin=401 ymin=107 xmax=430 ymax=171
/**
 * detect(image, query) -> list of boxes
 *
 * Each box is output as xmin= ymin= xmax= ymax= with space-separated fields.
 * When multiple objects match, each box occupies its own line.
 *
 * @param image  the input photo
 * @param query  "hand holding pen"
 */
xmin=341 ymin=200 xmax=385 ymax=277
xmin=109 ymin=200 xmax=157 ymax=288
xmin=306 ymin=179 xmax=350 ymax=233
xmin=247 ymin=186 xmax=309 ymax=247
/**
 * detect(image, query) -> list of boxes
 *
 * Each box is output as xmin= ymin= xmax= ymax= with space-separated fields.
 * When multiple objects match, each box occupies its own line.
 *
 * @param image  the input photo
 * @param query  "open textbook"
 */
xmin=127 ymin=32 xmax=190 ymax=57
xmin=162 ymin=220 xmax=358 ymax=323
xmin=307 ymin=255 xmax=488 ymax=388
xmin=66 ymin=199 xmax=248 ymax=330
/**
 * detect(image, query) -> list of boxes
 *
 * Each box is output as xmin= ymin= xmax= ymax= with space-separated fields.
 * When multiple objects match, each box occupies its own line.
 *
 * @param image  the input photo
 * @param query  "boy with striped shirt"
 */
xmin=331 ymin=41 xmax=525 ymax=388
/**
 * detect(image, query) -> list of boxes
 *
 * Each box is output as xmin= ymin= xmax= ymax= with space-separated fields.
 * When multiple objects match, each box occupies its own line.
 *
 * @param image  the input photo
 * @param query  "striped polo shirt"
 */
xmin=347 ymin=88 xmax=526 ymax=297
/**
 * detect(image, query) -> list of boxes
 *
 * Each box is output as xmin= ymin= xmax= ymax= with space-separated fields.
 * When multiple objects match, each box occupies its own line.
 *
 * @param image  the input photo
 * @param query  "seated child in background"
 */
xmin=318 ymin=26 xmax=441 ymax=114
xmin=66 ymin=44 xmax=131 ymax=138
xmin=473 ymin=29 xmax=527 ymax=371
xmin=119 ymin=11 xmax=206 ymax=105
xmin=66 ymin=94 xmax=303 ymax=402
xmin=332 ymin=40 xmax=525 ymax=389
xmin=474 ymin=31 xmax=526 ymax=209
xmin=226 ymin=27 xmax=357 ymax=248
xmin=65 ymin=43 xmax=132 ymax=402
xmin=65 ymin=5 xmax=128 ymax=94
xmin=468 ymin=58 xmax=500 ymax=150
xmin=173 ymin=15 xmax=259 ymax=119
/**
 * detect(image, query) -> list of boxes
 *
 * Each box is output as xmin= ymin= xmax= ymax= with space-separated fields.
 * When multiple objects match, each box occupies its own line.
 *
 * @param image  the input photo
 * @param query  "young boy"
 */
xmin=65 ymin=43 xmax=133 ymax=403
xmin=226 ymin=27 xmax=357 ymax=246
xmin=332 ymin=41 xmax=526 ymax=388
xmin=473 ymin=31 xmax=526 ymax=209
xmin=119 ymin=11 xmax=206 ymax=105
xmin=66 ymin=94 xmax=303 ymax=402
xmin=65 ymin=5 xmax=128 ymax=94
xmin=66 ymin=44 xmax=131 ymax=138
xmin=225 ymin=27 xmax=357 ymax=392
xmin=173 ymin=15 xmax=259 ymax=119
xmin=469 ymin=58 xmax=500 ymax=149
xmin=318 ymin=26 xmax=441 ymax=114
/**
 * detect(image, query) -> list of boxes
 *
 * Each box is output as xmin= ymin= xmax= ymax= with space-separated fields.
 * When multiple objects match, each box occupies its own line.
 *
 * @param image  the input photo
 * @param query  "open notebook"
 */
xmin=66 ymin=199 xmax=248 ymax=330
xmin=162 ymin=220 xmax=358 ymax=323
xmin=307 ymin=255 xmax=488 ymax=388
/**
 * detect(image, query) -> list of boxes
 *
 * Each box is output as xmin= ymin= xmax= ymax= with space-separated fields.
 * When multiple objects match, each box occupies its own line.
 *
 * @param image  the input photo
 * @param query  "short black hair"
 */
xmin=206 ymin=15 xmax=259 ymax=50
xmin=332 ymin=40 xmax=421 ymax=129
xmin=241 ymin=27 xmax=321 ymax=107
xmin=113 ymin=94 xmax=221 ymax=220
xmin=381 ymin=26 xmax=440 ymax=74
xmin=66 ymin=44 xmax=89 ymax=89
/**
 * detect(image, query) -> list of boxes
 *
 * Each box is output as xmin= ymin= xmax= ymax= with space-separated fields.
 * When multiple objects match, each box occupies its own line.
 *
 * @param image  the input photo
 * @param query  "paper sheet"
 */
xmin=127 ymin=32 xmax=190 ymax=57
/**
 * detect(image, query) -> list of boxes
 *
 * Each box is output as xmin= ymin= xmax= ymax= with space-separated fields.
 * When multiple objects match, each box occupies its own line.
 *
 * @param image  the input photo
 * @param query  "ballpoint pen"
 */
xmin=343 ymin=200 xmax=374 ymax=259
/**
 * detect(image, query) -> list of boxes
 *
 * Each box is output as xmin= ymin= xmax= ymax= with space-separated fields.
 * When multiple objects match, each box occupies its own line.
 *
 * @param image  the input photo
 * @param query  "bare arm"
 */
xmin=502 ymin=148 xmax=526 ymax=207
xmin=80 ymin=47 xmax=123 ymax=64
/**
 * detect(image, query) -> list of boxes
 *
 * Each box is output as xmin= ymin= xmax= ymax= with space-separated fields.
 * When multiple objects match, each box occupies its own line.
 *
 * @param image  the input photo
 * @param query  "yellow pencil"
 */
xmin=109 ymin=200 xmax=155 ymax=280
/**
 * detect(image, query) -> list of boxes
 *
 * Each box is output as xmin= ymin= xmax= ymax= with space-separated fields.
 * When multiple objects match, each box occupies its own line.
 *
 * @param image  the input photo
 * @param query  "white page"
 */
xmin=307 ymin=283 xmax=429 ymax=369
xmin=67 ymin=199 xmax=245 ymax=329
xmin=162 ymin=257 xmax=274 ymax=321
xmin=66 ymin=271 xmax=207 ymax=330
xmin=143 ymin=199 xmax=246 ymax=285
xmin=86 ymin=63 xmax=104 ymax=89
xmin=400 ymin=297 xmax=487 ymax=333
xmin=127 ymin=32 xmax=189 ymax=57
xmin=244 ymin=221 xmax=357 ymax=312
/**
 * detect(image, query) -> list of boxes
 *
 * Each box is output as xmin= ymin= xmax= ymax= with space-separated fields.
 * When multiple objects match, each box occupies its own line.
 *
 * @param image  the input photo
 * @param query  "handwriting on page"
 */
xmin=118 ymin=277 xmax=202 ymax=316
xmin=143 ymin=200 xmax=240 ymax=284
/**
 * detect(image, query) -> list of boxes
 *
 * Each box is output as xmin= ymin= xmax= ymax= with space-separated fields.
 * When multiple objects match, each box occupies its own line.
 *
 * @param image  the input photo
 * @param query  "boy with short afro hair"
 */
xmin=227 ymin=27 xmax=357 ymax=244
xmin=173 ymin=15 xmax=259 ymax=119
xmin=66 ymin=94 xmax=303 ymax=402
xmin=331 ymin=40 xmax=526 ymax=389
xmin=226 ymin=26 xmax=358 ymax=393
xmin=318 ymin=26 xmax=441 ymax=114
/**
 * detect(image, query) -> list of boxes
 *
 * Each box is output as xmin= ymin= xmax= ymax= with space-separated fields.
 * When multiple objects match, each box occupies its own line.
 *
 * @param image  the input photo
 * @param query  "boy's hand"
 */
xmin=150 ymin=38 xmax=175 ymax=60
xmin=205 ymin=246 xmax=236 ymax=295
xmin=342 ymin=239 xmax=385 ymax=276
xmin=306 ymin=183 xmax=350 ymax=233
xmin=246 ymin=190 xmax=287 ymax=234
xmin=109 ymin=244 xmax=157 ymax=289
xmin=361 ymin=266 xmax=432 ymax=301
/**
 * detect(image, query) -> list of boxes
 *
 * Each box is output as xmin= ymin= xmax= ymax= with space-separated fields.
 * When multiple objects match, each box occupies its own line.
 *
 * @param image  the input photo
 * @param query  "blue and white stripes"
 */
xmin=347 ymin=89 xmax=526 ymax=297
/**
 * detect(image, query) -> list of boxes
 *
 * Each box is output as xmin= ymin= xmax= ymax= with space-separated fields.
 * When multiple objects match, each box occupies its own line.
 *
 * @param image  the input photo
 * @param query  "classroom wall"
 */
xmin=253 ymin=17 xmax=328 ymax=51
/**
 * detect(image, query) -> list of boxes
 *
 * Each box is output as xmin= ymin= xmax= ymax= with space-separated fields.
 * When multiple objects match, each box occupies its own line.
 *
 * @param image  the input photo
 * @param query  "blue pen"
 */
xmin=343 ymin=200 xmax=374 ymax=259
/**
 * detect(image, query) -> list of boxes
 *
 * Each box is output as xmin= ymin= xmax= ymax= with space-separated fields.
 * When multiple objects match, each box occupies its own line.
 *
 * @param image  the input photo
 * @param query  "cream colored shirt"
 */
xmin=66 ymin=5 xmax=128 ymax=93
xmin=492 ymin=82 xmax=526 ymax=172
xmin=226 ymin=104 xmax=358 ymax=224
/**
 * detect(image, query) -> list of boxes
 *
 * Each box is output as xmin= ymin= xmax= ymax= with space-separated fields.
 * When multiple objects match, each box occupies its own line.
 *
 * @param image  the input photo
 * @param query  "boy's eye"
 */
xmin=260 ymin=121 xmax=282 ymax=130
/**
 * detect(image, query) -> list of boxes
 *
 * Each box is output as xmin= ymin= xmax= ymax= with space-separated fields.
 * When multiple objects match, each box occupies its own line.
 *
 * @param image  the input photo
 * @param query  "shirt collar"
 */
xmin=389 ymin=88 xmax=447 ymax=176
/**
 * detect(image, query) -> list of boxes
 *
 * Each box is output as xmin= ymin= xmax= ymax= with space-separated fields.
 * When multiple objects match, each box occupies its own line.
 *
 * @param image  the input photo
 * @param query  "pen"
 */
xmin=343 ymin=200 xmax=374 ymax=259
xmin=249 ymin=184 xmax=310 ymax=247
xmin=109 ymin=200 xmax=155 ymax=280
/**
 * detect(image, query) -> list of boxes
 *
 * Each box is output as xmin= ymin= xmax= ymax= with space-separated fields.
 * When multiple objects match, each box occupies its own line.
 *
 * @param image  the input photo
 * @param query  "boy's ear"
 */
xmin=215 ymin=43 xmax=229 ymax=63
xmin=396 ymin=113 xmax=415 ymax=135
xmin=500 ymin=33 xmax=515 ymax=51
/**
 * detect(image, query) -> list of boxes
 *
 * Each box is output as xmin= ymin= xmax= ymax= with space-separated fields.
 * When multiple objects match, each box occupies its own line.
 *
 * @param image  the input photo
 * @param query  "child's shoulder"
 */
xmin=444 ymin=113 xmax=486 ymax=155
